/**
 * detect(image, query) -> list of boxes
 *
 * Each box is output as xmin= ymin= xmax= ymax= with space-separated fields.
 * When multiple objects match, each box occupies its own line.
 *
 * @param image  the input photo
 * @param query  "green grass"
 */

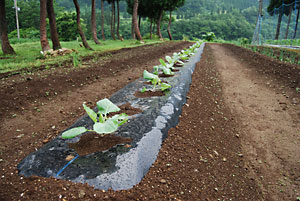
xmin=0 ymin=39 xmax=162 ymax=74
xmin=265 ymin=39 xmax=300 ymax=46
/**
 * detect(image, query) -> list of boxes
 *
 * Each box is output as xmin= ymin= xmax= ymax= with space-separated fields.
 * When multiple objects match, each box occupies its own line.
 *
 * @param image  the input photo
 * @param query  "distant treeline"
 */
xmin=5 ymin=0 xmax=261 ymax=41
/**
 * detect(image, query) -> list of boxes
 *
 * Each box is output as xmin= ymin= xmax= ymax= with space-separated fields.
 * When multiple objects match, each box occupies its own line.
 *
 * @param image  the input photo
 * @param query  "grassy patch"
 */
xmin=0 ymin=39 xmax=162 ymax=74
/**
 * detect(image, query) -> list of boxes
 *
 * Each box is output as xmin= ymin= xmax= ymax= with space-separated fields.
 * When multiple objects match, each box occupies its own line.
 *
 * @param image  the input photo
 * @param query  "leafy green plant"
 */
xmin=253 ymin=46 xmax=257 ymax=52
xmin=142 ymin=70 xmax=171 ymax=92
xmin=71 ymin=52 xmax=81 ymax=67
xmin=153 ymin=58 xmax=174 ymax=76
xmin=171 ymin=53 xmax=185 ymax=66
xmin=61 ymin=99 xmax=128 ymax=139
xmin=238 ymin=38 xmax=249 ymax=46
xmin=280 ymin=50 xmax=284 ymax=62
xmin=202 ymin=32 xmax=216 ymax=42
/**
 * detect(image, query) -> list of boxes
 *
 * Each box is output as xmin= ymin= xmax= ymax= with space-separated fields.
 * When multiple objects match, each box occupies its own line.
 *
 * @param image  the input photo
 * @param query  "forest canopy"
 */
xmin=3 ymin=0 xmax=260 ymax=42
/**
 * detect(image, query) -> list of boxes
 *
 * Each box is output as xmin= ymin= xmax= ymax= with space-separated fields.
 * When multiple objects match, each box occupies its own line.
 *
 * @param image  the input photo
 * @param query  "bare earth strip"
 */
xmin=209 ymin=43 xmax=300 ymax=200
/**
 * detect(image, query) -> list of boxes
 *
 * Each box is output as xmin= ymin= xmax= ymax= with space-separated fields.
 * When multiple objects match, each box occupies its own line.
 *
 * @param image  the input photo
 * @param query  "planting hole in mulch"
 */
xmin=68 ymin=132 xmax=132 ymax=156
xmin=110 ymin=102 xmax=142 ymax=116
xmin=159 ymin=73 xmax=175 ymax=78
xmin=134 ymin=90 xmax=166 ymax=98
xmin=174 ymin=63 xmax=184 ymax=67
xmin=143 ymin=80 xmax=169 ymax=85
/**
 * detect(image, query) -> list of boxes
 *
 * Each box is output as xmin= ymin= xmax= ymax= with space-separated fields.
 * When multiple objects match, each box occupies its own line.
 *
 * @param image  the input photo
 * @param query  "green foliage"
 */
xmin=55 ymin=12 xmax=87 ymax=41
xmin=238 ymin=37 xmax=250 ymax=45
xmin=142 ymin=70 xmax=172 ymax=92
xmin=5 ymin=0 xmax=40 ymax=33
xmin=202 ymin=32 xmax=216 ymax=41
xmin=71 ymin=52 xmax=81 ymax=67
xmin=62 ymin=99 xmax=128 ymax=139
xmin=172 ymin=10 xmax=254 ymax=40
xmin=141 ymin=40 xmax=202 ymax=93
xmin=8 ymin=28 xmax=40 ymax=39
xmin=4 ymin=0 xmax=259 ymax=42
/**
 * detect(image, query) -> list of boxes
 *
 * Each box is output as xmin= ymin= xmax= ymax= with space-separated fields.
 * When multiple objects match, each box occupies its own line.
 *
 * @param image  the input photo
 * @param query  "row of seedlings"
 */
xmin=60 ymin=40 xmax=203 ymax=140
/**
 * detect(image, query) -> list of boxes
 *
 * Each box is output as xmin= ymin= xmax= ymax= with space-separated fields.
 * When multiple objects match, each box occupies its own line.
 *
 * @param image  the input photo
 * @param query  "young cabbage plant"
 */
xmin=142 ymin=70 xmax=171 ymax=92
xmin=179 ymin=52 xmax=190 ymax=61
xmin=172 ymin=53 xmax=185 ymax=66
xmin=61 ymin=98 xmax=128 ymax=139
xmin=152 ymin=59 xmax=174 ymax=76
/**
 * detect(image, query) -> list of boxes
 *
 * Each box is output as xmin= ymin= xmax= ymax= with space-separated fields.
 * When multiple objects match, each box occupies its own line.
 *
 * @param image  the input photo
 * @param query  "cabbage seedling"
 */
xmin=153 ymin=59 xmax=174 ymax=76
xmin=172 ymin=53 xmax=185 ymax=66
xmin=61 ymin=98 xmax=128 ymax=139
xmin=142 ymin=70 xmax=171 ymax=92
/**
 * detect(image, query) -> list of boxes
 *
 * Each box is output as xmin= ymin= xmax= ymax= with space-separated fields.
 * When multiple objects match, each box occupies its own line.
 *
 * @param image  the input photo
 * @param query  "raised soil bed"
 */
xmin=17 ymin=43 xmax=205 ymax=190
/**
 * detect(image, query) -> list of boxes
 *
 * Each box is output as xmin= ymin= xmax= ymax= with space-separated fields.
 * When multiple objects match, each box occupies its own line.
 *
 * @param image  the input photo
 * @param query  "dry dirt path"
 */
xmin=209 ymin=43 xmax=300 ymax=200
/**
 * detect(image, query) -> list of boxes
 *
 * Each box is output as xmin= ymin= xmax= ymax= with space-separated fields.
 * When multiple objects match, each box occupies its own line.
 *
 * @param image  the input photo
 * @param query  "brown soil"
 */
xmin=68 ymin=133 xmax=132 ymax=156
xmin=134 ymin=90 xmax=166 ymax=98
xmin=174 ymin=63 xmax=184 ymax=67
xmin=111 ymin=102 xmax=142 ymax=116
xmin=0 ymin=42 xmax=299 ymax=200
xmin=158 ymin=73 xmax=175 ymax=78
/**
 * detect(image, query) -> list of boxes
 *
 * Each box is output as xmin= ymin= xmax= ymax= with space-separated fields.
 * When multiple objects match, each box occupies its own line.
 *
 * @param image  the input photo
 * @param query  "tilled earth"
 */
xmin=0 ymin=42 xmax=299 ymax=200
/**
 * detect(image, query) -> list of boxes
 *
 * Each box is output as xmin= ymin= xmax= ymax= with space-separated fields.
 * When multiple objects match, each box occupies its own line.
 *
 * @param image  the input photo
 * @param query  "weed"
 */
xmin=71 ymin=52 xmax=81 ymax=67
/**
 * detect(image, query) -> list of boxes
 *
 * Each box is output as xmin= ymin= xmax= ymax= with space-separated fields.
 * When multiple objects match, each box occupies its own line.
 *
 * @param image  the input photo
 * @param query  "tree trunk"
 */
xmin=0 ymin=0 xmax=15 ymax=54
xmin=91 ymin=0 xmax=100 ymax=44
xmin=40 ymin=0 xmax=50 ymax=51
xmin=111 ymin=1 xmax=116 ymax=40
xmin=133 ymin=0 xmax=142 ymax=40
xmin=73 ymin=0 xmax=93 ymax=50
xmin=293 ymin=7 xmax=300 ymax=39
xmin=101 ymin=0 xmax=105 ymax=40
xmin=116 ymin=0 xmax=123 ymax=40
xmin=167 ymin=11 xmax=173 ymax=40
xmin=138 ymin=15 xmax=141 ymax=29
xmin=149 ymin=19 xmax=153 ymax=39
xmin=131 ymin=17 xmax=136 ymax=39
xmin=285 ymin=5 xmax=293 ymax=39
xmin=157 ymin=9 xmax=163 ymax=39
xmin=275 ymin=11 xmax=283 ymax=40
xmin=47 ymin=0 xmax=61 ymax=50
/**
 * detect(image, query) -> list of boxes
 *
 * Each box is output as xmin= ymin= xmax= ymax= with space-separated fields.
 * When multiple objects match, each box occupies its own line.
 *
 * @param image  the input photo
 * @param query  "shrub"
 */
xmin=8 ymin=28 xmax=40 ymax=39
xmin=202 ymin=32 xmax=216 ymax=42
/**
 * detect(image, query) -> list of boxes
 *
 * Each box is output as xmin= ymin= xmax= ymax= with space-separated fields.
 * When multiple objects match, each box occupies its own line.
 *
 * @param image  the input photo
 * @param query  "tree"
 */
xmin=126 ymin=0 xmax=166 ymax=39
xmin=73 ymin=0 xmax=93 ymax=50
xmin=47 ymin=0 xmax=62 ymax=50
xmin=91 ymin=0 xmax=100 ymax=44
xmin=133 ymin=0 xmax=142 ymax=40
xmin=101 ymin=0 xmax=106 ymax=40
xmin=107 ymin=0 xmax=116 ymax=40
xmin=156 ymin=3 xmax=164 ymax=39
xmin=285 ymin=4 xmax=293 ymax=39
xmin=294 ymin=3 xmax=300 ymax=38
xmin=267 ymin=0 xmax=296 ymax=40
xmin=40 ymin=0 xmax=50 ymax=51
xmin=0 ymin=0 xmax=15 ymax=54
xmin=55 ymin=12 xmax=82 ymax=41
xmin=166 ymin=0 xmax=185 ymax=40
xmin=116 ymin=0 xmax=123 ymax=40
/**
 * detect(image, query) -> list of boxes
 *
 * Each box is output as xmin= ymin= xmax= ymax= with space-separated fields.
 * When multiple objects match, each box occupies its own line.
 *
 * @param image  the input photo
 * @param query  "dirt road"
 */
xmin=210 ymin=44 xmax=300 ymax=200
